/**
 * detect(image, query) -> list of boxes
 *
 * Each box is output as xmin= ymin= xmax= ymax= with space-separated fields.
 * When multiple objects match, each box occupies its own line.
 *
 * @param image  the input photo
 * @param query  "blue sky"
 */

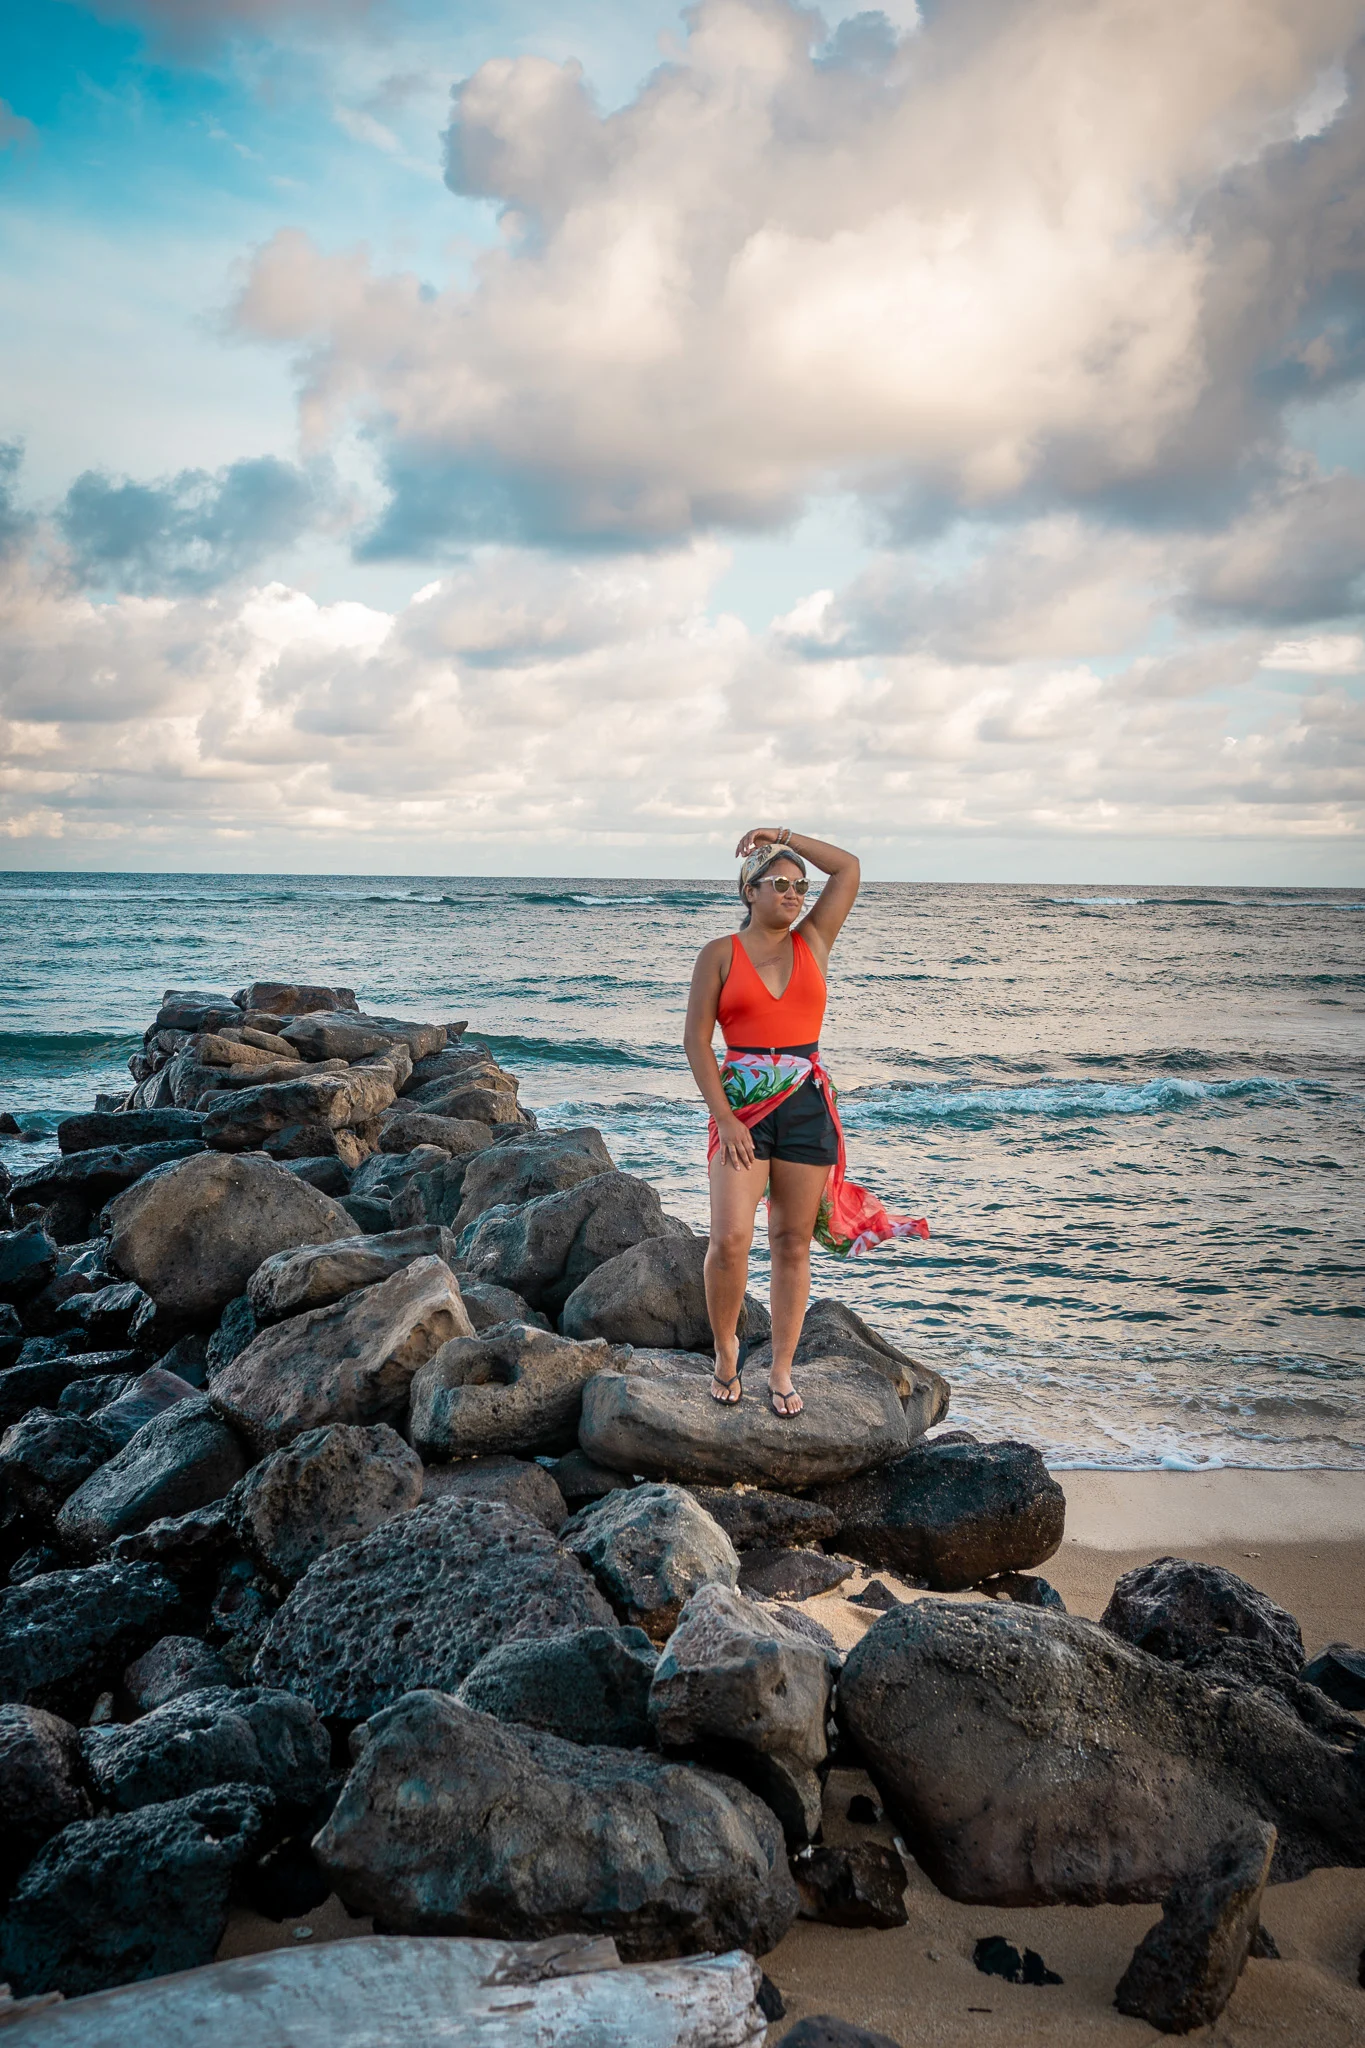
xmin=1 ymin=0 xmax=1362 ymax=878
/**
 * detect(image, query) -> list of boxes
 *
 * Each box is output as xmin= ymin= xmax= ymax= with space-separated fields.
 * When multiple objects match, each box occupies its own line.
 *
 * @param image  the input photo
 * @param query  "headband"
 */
xmin=739 ymin=842 xmax=807 ymax=895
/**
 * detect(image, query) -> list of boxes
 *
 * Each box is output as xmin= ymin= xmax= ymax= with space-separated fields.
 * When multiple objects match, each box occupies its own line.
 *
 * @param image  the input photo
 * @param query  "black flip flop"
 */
xmin=768 ymin=1386 xmax=803 ymax=1419
xmin=710 ymin=1366 xmax=743 ymax=1406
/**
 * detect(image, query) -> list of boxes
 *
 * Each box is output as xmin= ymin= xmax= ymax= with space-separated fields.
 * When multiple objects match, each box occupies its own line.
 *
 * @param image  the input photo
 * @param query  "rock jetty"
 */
xmin=0 ymin=978 xmax=1360 ymax=2044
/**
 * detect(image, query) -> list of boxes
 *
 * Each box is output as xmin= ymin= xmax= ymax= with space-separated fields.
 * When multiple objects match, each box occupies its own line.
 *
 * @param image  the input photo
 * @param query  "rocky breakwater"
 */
xmin=4 ymin=976 xmax=1355 ymax=2042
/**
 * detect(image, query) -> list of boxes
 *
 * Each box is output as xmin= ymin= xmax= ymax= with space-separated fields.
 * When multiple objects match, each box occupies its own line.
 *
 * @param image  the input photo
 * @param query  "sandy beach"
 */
xmin=217 ymin=1467 xmax=1365 ymax=2044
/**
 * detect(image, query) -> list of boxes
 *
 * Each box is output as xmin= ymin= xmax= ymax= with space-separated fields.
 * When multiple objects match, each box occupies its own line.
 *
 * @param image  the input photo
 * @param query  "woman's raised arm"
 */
xmin=733 ymin=826 xmax=861 ymax=961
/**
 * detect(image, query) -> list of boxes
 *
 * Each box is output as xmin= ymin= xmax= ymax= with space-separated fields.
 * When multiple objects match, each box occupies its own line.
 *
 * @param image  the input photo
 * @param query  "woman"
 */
xmin=684 ymin=826 xmax=928 ymax=1418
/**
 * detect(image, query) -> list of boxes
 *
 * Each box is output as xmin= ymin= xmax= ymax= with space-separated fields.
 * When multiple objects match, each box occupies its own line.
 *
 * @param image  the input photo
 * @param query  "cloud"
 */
xmin=232 ymin=0 xmax=1365 ymax=550
xmin=0 ymin=99 xmax=38 ymax=151
xmin=1263 ymin=632 xmax=1365 ymax=672
xmin=1182 ymin=464 xmax=1365 ymax=621
xmin=0 ymin=444 xmax=35 ymax=562
xmin=56 ymin=455 xmax=324 ymax=595
xmin=70 ymin=0 xmax=377 ymax=55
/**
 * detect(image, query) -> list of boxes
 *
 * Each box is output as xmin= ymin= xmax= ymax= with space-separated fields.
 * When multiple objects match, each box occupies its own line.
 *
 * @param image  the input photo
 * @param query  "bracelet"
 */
xmin=779 ymin=825 xmax=791 ymax=843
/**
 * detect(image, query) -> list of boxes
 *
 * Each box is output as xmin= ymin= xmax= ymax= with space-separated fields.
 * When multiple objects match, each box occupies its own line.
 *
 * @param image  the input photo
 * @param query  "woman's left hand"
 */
xmin=734 ymin=825 xmax=785 ymax=857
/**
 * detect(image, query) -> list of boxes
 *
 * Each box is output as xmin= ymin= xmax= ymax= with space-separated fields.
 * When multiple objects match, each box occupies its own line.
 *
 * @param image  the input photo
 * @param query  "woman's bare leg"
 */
xmin=765 ymin=1161 xmax=830 ymax=1414
xmin=706 ymin=1152 xmax=769 ymax=1399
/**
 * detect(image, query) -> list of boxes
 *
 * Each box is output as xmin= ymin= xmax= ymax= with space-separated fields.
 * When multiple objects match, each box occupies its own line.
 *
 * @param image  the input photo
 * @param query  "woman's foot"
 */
xmin=768 ymin=1378 xmax=804 ymax=1418
xmin=711 ymin=1344 xmax=743 ymax=1404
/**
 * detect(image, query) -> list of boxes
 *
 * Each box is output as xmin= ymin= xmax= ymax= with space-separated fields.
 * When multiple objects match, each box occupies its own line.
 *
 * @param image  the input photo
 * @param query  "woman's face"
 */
xmin=748 ymin=856 xmax=805 ymax=928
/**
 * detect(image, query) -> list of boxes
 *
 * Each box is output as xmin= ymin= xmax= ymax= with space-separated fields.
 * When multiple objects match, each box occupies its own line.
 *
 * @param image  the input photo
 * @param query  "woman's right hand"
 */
xmin=716 ymin=1110 xmax=756 ymax=1170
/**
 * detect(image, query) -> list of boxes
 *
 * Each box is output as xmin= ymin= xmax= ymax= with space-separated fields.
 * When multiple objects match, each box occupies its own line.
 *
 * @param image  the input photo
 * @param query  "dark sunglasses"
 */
xmin=761 ymin=875 xmax=809 ymax=895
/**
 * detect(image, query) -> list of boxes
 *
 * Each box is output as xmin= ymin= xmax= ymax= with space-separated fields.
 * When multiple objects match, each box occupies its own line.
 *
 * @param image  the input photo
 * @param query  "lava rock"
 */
xmin=314 ymin=1688 xmax=798 ymax=1960
xmin=459 ymin=1278 xmax=552 ymax=1333
xmin=56 ymin=1109 xmax=206 ymax=1156
xmin=580 ymin=1350 xmax=915 ymax=1490
xmin=57 ymin=1372 xmax=133 ymax=1417
xmin=972 ymin=1935 xmax=1062 ymax=1984
xmin=738 ymin=1549 xmax=854 ymax=1601
xmin=777 ymin=2022 xmax=902 ymax=2048
xmin=0 ymin=1559 xmax=186 ymax=1717
xmin=551 ymin=1446 xmax=638 ymax=1508
xmin=122 ymin=1636 xmax=238 ymax=1714
xmin=9 ymin=1142 xmax=206 ymax=1220
xmin=81 ymin=1683 xmax=330 ymax=1815
xmin=562 ymin=1483 xmax=739 ymax=1639
xmin=280 ymin=1155 xmax=350 ymax=1196
xmin=838 ymin=1599 xmax=1365 ymax=1905
xmin=794 ymin=1844 xmax=909 ymax=1928
xmin=211 ymin=1256 xmax=472 ymax=1453
xmin=209 ymin=1558 xmax=279 ymax=1673
xmin=206 ymin=1295 xmax=257 ymax=1376
xmin=409 ymin=1323 xmax=617 ymax=1461
xmin=108 ymin=1499 xmax=235 ymax=1575
xmin=240 ymin=1835 xmax=331 ymax=1921
xmin=52 ymin=1280 xmax=154 ymax=1351
xmin=650 ymin=1582 xmax=832 ymax=1770
xmin=419 ymin=1453 xmax=567 ymax=1531
xmin=253 ymin=1495 xmax=615 ymax=1720
xmin=56 ymin=1395 xmax=248 ymax=1555
xmin=200 ymin=1069 xmax=399 ymax=1153
xmin=559 ymin=1233 xmax=770 ymax=1353
xmin=1298 ymin=1642 xmax=1365 ymax=1709
xmin=379 ymin=1111 xmax=495 ymax=1157
xmin=980 ymin=1570 xmax=1066 ymax=1609
xmin=281 ymin=1009 xmax=443 ymax=1065
xmin=458 ymin=1625 xmax=659 ymax=1747
xmin=0 ymin=1784 xmax=265 ymax=1997
xmin=0 ymin=1704 xmax=91 ymax=1896
xmin=0 ymin=1407 xmax=118 ymax=1519
xmin=458 ymin=1171 xmax=688 ymax=1315
xmin=1101 ymin=1558 xmax=1304 ymax=1676
xmin=231 ymin=1422 xmax=424 ymax=1581
xmin=87 ymin=1364 xmax=201 ymax=1447
xmin=234 ymin=980 xmax=357 ymax=1015
xmin=814 ymin=1438 xmax=1065 ymax=1590
xmin=1115 ymin=1822 xmax=1277 ymax=2033
xmin=0 ymin=1224 xmax=58 ymax=1304
xmin=686 ymin=1486 xmax=840 ymax=1551
xmin=0 ymin=1301 xmax=21 ymax=1369
xmin=246 ymin=1225 xmax=461 ymax=1323
xmin=104 ymin=1151 xmax=356 ymax=1325
xmin=746 ymin=1299 xmax=949 ymax=1431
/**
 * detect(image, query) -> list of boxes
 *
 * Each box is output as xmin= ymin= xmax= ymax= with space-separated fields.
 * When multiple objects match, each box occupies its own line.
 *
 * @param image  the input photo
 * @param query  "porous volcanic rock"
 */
xmin=246 ymin=1225 xmax=461 ymax=1323
xmin=458 ymin=1625 xmax=659 ymax=1748
xmin=314 ymin=1688 xmax=798 ymax=1959
xmin=738 ymin=1549 xmax=854 ymax=1602
xmin=838 ymin=1599 xmax=1365 ymax=1905
xmin=793 ymin=1844 xmax=909 ymax=1929
xmin=580 ymin=1351 xmax=914 ymax=1490
xmin=746 ymin=1300 xmax=949 ymax=1432
xmin=409 ymin=1323 xmax=617 ymax=1461
xmin=0 ymin=1561 xmax=187 ymax=1717
xmin=57 ymin=1108 xmax=205 ymax=1155
xmin=56 ymin=1396 xmax=248 ymax=1556
xmin=211 ymin=1256 xmax=472 ymax=1453
xmin=80 ymin=1684 xmax=330 ymax=1815
xmin=649 ymin=1583 xmax=832 ymax=1771
xmin=562 ymin=1483 xmax=740 ymax=1638
xmin=0 ymin=1407 xmax=118 ymax=1519
xmin=104 ymin=1152 xmax=355 ymax=1324
xmin=458 ymin=1171 xmax=687 ymax=1315
xmin=419 ymin=1452 xmax=567 ymax=1531
xmin=253 ymin=1496 xmax=615 ymax=1719
xmin=0 ymin=1224 xmax=59 ymax=1304
xmin=379 ymin=1111 xmax=494 ymax=1157
xmin=1299 ymin=1642 xmax=1365 ymax=1709
xmin=559 ymin=1234 xmax=768 ymax=1353
xmin=459 ymin=1278 xmax=551 ymax=1333
xmin=1101 ymin=1558 xmax=1305 ymax=1676
xmin=234 ymin=980 xmax=357 ymax=1015
xmin=122 ymin=1636 xmax=238 ymax=1715
xmin=0 ymin=1704 xmax=91 ymax=1896
xmin=686 ymin=1487 xmax=840 ymax=1551
xmin=0 ymin=1785 xmax=265 ymax=1998
xmin=815 ymin=1437 xmax=1065 ymax=1589
xmin=201 ymin=1069 xmax=397 ymax=1152
xmin=1115 ymin=1822 xmax=1277 ymax=2034
xmin=452 ymin=1127 xmax=616 ymax=1230
xmin=281 ymin=1010 xmax=444 ymax=1064
xmin=231 ymin=1422 xmax=423 ymax=1581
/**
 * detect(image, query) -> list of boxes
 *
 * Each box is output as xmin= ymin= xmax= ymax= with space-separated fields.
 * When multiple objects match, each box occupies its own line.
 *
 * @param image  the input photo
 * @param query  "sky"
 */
xmin=1 ymin=0 xmax=1363 ymax=880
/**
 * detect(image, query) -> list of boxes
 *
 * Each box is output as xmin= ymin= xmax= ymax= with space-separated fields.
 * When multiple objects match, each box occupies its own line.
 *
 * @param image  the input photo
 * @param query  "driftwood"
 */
xmin=0 ymin=1935 xmax=766 ymax=2048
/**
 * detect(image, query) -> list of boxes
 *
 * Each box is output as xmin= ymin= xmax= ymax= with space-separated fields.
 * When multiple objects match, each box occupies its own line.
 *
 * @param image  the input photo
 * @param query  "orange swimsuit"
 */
xmin=717 ymin=929 xmax=826 ymax=1050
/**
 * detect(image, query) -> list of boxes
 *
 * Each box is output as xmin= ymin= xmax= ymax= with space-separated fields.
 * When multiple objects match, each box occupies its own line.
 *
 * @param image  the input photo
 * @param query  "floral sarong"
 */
xmin=707 ymin=1050 xmax=930 ymax=1259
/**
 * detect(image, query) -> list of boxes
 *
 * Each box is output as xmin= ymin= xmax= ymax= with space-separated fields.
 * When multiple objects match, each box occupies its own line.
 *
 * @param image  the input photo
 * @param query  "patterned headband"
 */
xmin=739 ymin=842 xmax=807 ymax=894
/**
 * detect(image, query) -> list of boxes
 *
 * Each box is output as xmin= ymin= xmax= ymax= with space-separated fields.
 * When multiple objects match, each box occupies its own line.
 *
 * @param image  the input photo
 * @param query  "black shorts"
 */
xmin=749 ymin=1076 xmax=840 ymax=1167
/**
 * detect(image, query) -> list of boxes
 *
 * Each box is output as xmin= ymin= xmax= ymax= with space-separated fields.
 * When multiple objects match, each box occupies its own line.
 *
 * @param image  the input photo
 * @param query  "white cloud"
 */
xmin=1263 ymin=632 xmax=1365 ymax=672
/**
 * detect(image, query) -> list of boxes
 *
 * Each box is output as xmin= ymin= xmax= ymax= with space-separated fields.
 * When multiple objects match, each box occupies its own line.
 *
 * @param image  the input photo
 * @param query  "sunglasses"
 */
xmin=760 ymin=875 xmax=809 ymax=895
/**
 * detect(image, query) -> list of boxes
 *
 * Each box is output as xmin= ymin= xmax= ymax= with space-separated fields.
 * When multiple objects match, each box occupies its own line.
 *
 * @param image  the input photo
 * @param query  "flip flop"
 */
xmin=768 ymin=1385 xmax=803 ymax=1419
xmin=710 ymin=1366 xmax=743 ymax=1406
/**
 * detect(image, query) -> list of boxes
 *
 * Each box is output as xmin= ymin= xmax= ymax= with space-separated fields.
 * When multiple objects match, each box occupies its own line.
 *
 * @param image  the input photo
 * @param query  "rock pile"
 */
xmin=1 ymin=975 xmax=1357 ymax=2042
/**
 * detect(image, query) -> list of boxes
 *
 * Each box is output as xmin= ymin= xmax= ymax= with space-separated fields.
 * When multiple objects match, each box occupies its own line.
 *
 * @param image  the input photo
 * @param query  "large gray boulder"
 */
xmin=246 ymin=1225 xmax=461 ymax=1323
xmin=1101 ymin=1558 xmax=1305 ymax=1676
xmin=561 ymin=1483 xmax=739 ymax=1639
xmin=314 ymin=1689 xmax=798 ymax=1960
xmin=408 ymin=1323 xmax=615 ymax=1460
xmin=650 ymin=1582 xmax=833 ymax=1772
xmin=378 ymin=1110 xmax=495 ymax=1157
xmin=253 ymin=1496 xmax=615 ymax=1719
xmin=0 ymin=1704 xmax=91 ymax=1895
xmin=419 ymin=1453 xmax=566 ymax=1532
xmin=56 ymin=1398 xmax=247 ymax=1556
xmin=838 ymin=1599 xmax=1365 ymax=1905
xmin=458 ymin=1172 xmax=687 ymax=1315
xmin=580 ymin=1351 xmax=913 ymax=1489
xmin=234 ymin=980 xmax=357 ymax=1015
xmin=57 ymin=1108 xmax=205 ymax=1156
xmin=211 ymin=1256 xmax=472 ymax=1453
xmin=746 ymin=1299 xmax=949 ymax=1432
xmin=231 ymin=1422 xmax=423 ymax=1581
xmin=559 ymin=1234 xmax=769 ymax=1353
xmin=815 ymin=1437 xmax=1065 ymax=1589
xmin=457 ymin=1626 xmax=659 ymax=1748
xmin=0 ymin=1561 xmax=187 ymax=1719
xmin=200 ymin=1068 xmax=396 ymax=1151
xmin=9 ymin=1141 xmax=206 ymax=1226
xmin=80 ymin=1684 xmax=330 ymax=1815
xmin=104 ymin=1152 xmax=355 ymax=1324
xmin=0 ymin=1785 xmax=264 ymax=1998
xmin=452 ymin=1127 xmax=615 ymax=1230
xmin=281 ymin=1010 xmax=445 ymax=1064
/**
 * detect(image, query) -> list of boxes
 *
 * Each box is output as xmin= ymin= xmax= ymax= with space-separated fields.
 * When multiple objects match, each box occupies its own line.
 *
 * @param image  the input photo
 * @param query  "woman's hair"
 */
xmin=738 ymin=843 xmax=807 ymax=927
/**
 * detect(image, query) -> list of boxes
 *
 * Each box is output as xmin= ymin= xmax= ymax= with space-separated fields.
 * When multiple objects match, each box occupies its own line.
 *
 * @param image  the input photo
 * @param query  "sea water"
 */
xmin=1 ymin=873 xmax=1361 ymax=1471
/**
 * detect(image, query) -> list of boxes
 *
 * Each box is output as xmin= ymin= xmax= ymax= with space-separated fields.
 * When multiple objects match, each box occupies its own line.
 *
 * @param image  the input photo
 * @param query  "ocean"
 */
xmin=1 ymin=872 xmax=1361 ymax=1471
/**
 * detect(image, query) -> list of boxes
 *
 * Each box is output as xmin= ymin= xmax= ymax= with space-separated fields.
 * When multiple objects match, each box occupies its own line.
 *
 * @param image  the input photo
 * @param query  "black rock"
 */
xmin=0 ymin=1301 xmax=21 ymax=1370
xmin=240 ymin=1835 xmax=331 ymax=1921
xmin=0 ymin=1224 xmax=57 ymax=1304
xmin=253 ymin=1495 xmax=615 ymax=1721
xmin=0 ymin=1783 xmax=265 ymax=1997
xmin=206 ymin=1295 xmax=257 ymax=1376
xmin=758 ymin=1974 xmax=787 ymax=2021
xmin=973 ymin=1934 xmax=1062 ymax=1984
xmin=1248 ymin=1921 xmax=1279 ymax=1959
xmin=846 ymin=1793 xmax=880 ymax=1823
xmin=459 ymin=1278 xmax=552 ymax=1334
xmin=458 ymin=1625 xmax=659 ymax=1747
xmin=341 ymin=1194 xmax=392 ymax=1235
xmin=10 ymin=1142 xmax=205 ymax=1218
xmin=56 ymin=1394 xmax=248 ymax=1555
xmin=420 ymin=1453 xmax=567 ymax=1532
xmin=1298 ymin=1642 xmax=1365 ymax=1710
xmin=122 ymin=1635 xmax=238 ymax=1714
xmin=108 ymin=1500 xmax=236 ymax=1576
xmin=208 ymin=1558 xmax=280 ymax=1673
xmin=794 ymin=1844 xmax=909 ymax=1928
xmin=57 ymin=1372 xmax=133 ymax=1417
xmin=86 ymin=1364 xmax=201 ymax=1449
xmin=1115 ymin=1821 xmax=1276 ymax=2033
xmin=281 ymin=1155 xmax=351 ymax=1196
xmin=451 ymin=1126 xmax=615 ymax=1230
xmin=551 ymin=1447 xmax=637 ymax=1509
xmin=777 ymin=2020 xmax=902 ymax=2048
xmin=81 ymin=1683 xmax=330 ymax=1815
xmin=458 ymin=1169 xmax=687 ymax=1315
xmin=0 ymin=1350 xmax=140 ymax=1430
xmin=0 ymin=1703 xmax=91 ymax=1896
xmin=1102 ymin=1559 xmax=1304 ymax=1676
xmin=0 ymin=1559 xmax=187 ymax=1717
xmin=53 ymin=1280 xmax=154 ymax=1351
xmin=686 ymin=1487 xmax=840 ymax=1551
xmin=814 ymin=1438 xmax=1066 ymax=1590
xmin=151 ymin=1332 xmax=209 ymax=1387
xmin=0 ymin=1407 xmax=118 ymax=1519
xmin=57 ymin=1109 xmax=206 ymax=1156
xmin=738 ymin=1548 xmax=854 ymax=1602
xmin=848 ymin=1580 xmax=899 ymax=1609
xmin=979 ymin=1570 xmax=1066 ymax=1610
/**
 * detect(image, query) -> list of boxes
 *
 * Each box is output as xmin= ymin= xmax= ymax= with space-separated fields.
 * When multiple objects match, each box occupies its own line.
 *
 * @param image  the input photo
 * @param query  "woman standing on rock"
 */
xmin=684 ymin=827 xmax=928 ymax=1419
